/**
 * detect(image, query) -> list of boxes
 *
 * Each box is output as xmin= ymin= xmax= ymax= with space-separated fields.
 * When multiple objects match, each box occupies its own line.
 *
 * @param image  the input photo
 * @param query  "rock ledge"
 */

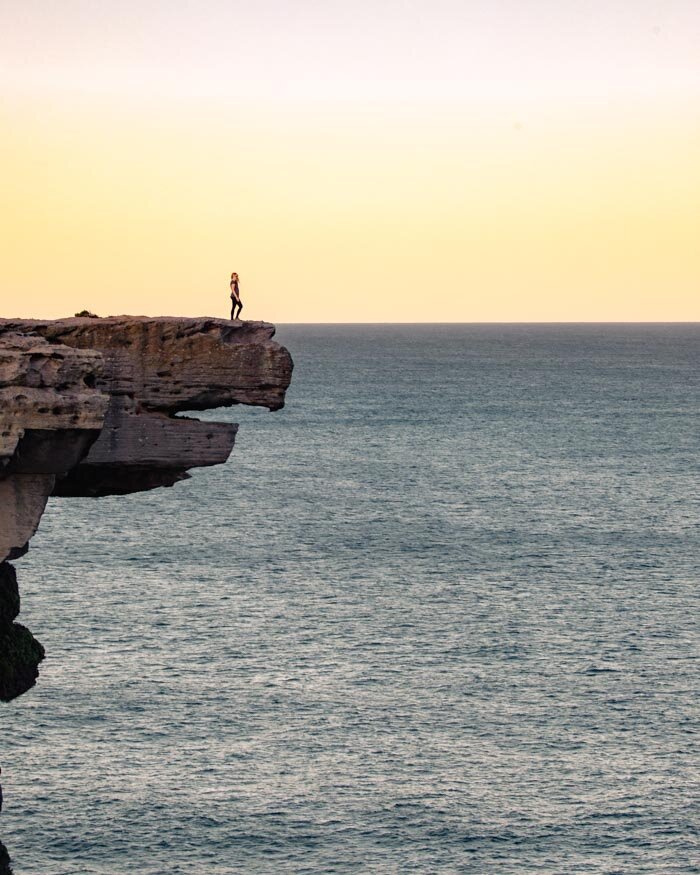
xmin=0 ymin=315 xmax=292 ymax=698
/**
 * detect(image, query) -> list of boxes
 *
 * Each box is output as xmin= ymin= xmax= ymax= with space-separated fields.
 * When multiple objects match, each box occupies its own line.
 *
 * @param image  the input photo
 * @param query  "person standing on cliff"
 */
xmin=230 ymin=272 xmax=243 ymax=320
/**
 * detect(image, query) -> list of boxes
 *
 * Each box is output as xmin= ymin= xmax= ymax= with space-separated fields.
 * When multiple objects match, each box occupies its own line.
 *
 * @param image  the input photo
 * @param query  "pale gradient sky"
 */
xmin=1 ymin=0 xmax=699 ymax=321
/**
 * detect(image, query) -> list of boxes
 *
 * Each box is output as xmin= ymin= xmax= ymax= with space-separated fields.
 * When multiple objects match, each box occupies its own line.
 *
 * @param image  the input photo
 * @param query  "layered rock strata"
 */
xmin=0 ymin=331 xmax=107 ymax=562
xmin=0 ymin=316 xmax=292 ymax=699
xmin=1 ymin=317 xmax=291 ymax=499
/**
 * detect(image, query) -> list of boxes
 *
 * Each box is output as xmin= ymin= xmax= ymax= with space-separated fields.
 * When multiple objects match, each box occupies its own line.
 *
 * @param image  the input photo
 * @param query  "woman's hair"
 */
xmin=231 ymin=272 xmax=238 ymax=279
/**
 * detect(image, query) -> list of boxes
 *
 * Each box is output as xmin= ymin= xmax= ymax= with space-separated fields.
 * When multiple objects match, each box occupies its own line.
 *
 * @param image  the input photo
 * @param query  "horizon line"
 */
xmin=4 ymin=316 xmax=699 ymax=326
xmin=273 ymin=320 xmax=700 ymax=326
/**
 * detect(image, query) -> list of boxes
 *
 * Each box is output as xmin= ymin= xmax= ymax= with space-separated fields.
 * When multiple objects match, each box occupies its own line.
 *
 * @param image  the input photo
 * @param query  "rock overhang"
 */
xmin=0 ymin=315 xmax=293 ymax=698
xmin=0 ymin=315 xmax=293 ymax=503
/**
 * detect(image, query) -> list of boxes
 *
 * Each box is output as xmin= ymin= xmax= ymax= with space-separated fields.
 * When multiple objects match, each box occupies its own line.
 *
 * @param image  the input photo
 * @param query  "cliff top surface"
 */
xmin=0 ymin=314 xmax=278 ymax=336
xmin=0 ymin=316 xmax=292 ymax=412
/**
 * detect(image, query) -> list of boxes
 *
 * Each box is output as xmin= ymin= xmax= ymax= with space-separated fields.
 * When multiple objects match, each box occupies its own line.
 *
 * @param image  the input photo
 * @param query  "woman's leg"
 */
xmin=236 ymin=301 xmax=243 ymax=319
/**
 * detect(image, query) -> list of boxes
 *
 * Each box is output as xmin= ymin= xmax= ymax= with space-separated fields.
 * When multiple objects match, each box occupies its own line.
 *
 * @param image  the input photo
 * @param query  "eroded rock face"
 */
xmin=0 ymin=315 xmax=292 ymax=697
xmin=0 ymin=317 xmax=292 ymax=497
xmin=0 ymin=561 xmax=45 ymax=701
xmin=0 ymin=331 xmax=108 ymax=560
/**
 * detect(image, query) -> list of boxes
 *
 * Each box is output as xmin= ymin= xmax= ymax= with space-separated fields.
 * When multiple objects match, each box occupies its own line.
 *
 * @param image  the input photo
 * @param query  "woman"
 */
xmin=230 ymin=272 xmax=243 ymax=320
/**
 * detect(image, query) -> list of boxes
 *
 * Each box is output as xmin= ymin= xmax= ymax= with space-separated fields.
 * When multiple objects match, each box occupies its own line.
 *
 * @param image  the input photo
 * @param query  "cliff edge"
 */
xmin=0 ymin=316 xmax=293 ymax=700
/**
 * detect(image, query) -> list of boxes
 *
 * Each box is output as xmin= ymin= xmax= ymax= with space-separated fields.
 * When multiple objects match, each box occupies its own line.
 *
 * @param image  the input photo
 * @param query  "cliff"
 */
xmin=0 ymin=316 xmax=293 ymax=700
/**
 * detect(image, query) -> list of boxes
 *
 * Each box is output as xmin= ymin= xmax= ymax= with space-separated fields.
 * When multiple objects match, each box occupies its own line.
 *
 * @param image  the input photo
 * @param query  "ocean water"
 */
xmin=3 ymin=324 xmax=699 ymax=874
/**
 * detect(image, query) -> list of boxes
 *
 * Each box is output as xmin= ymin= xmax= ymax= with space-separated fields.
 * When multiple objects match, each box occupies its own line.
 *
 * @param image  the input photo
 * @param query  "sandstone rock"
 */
xmin=0 ymin=331 xmax=106 ymax=470
xmin=0 ymin=332 xmax=108 ymax=560
xmin=0 ymin=317 xmax=291 ymax=410
xmin=0 ymin=317 xmax=292 ymax=499
xmin=0 ymin=562 xmax=19 ymax=625
xmin=0 ymin=315 xmax=292 ymax=697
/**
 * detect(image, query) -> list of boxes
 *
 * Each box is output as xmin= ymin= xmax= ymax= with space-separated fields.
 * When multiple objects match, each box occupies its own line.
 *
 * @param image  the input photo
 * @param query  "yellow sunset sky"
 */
xmin=1 ymin=1 xmax=699 ymax=322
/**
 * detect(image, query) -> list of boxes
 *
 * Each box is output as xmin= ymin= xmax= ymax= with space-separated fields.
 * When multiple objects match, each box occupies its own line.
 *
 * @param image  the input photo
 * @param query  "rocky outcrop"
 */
xmin=0 ymin=840 xmax=13 ymax=875
xmin=0 ymin=561 xmax=44 ymax=701
xmin=0 ymin=314 xmax=291 ymax=875
xmin=0 ymin=331 xmax=107 ymax=561
xmin=0 ymin=317 xmax=292 ymax=499
xmin=0 ymin=316 xmax=292 ymax=700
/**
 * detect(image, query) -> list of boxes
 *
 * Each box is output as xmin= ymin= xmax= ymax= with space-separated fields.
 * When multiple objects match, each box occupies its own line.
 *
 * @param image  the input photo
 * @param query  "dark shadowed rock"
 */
xmin=0 ymin=562 xmax=45 ymax=702
xmin=0 ymin=317 xmax=292 ymax=500
xmin=0 ymin=841 xmax=13 ymax=875
xmin=0 ymin=315 xmax=292 ymax=697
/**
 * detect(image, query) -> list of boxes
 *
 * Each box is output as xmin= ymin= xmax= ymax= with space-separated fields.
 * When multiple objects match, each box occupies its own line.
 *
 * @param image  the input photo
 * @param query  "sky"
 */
xmin=1 ymin=0 xmax=699 ymax=322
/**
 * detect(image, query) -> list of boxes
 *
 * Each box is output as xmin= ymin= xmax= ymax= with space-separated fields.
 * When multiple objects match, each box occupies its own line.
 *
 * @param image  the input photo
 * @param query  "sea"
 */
xmin=3 ymin=324 xmax=699 ymax=874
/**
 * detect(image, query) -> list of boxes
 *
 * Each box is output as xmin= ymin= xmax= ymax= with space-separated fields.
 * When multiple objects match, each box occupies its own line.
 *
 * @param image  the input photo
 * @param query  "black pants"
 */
xmin=231 ymin=299 xmax=243 ymax=319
